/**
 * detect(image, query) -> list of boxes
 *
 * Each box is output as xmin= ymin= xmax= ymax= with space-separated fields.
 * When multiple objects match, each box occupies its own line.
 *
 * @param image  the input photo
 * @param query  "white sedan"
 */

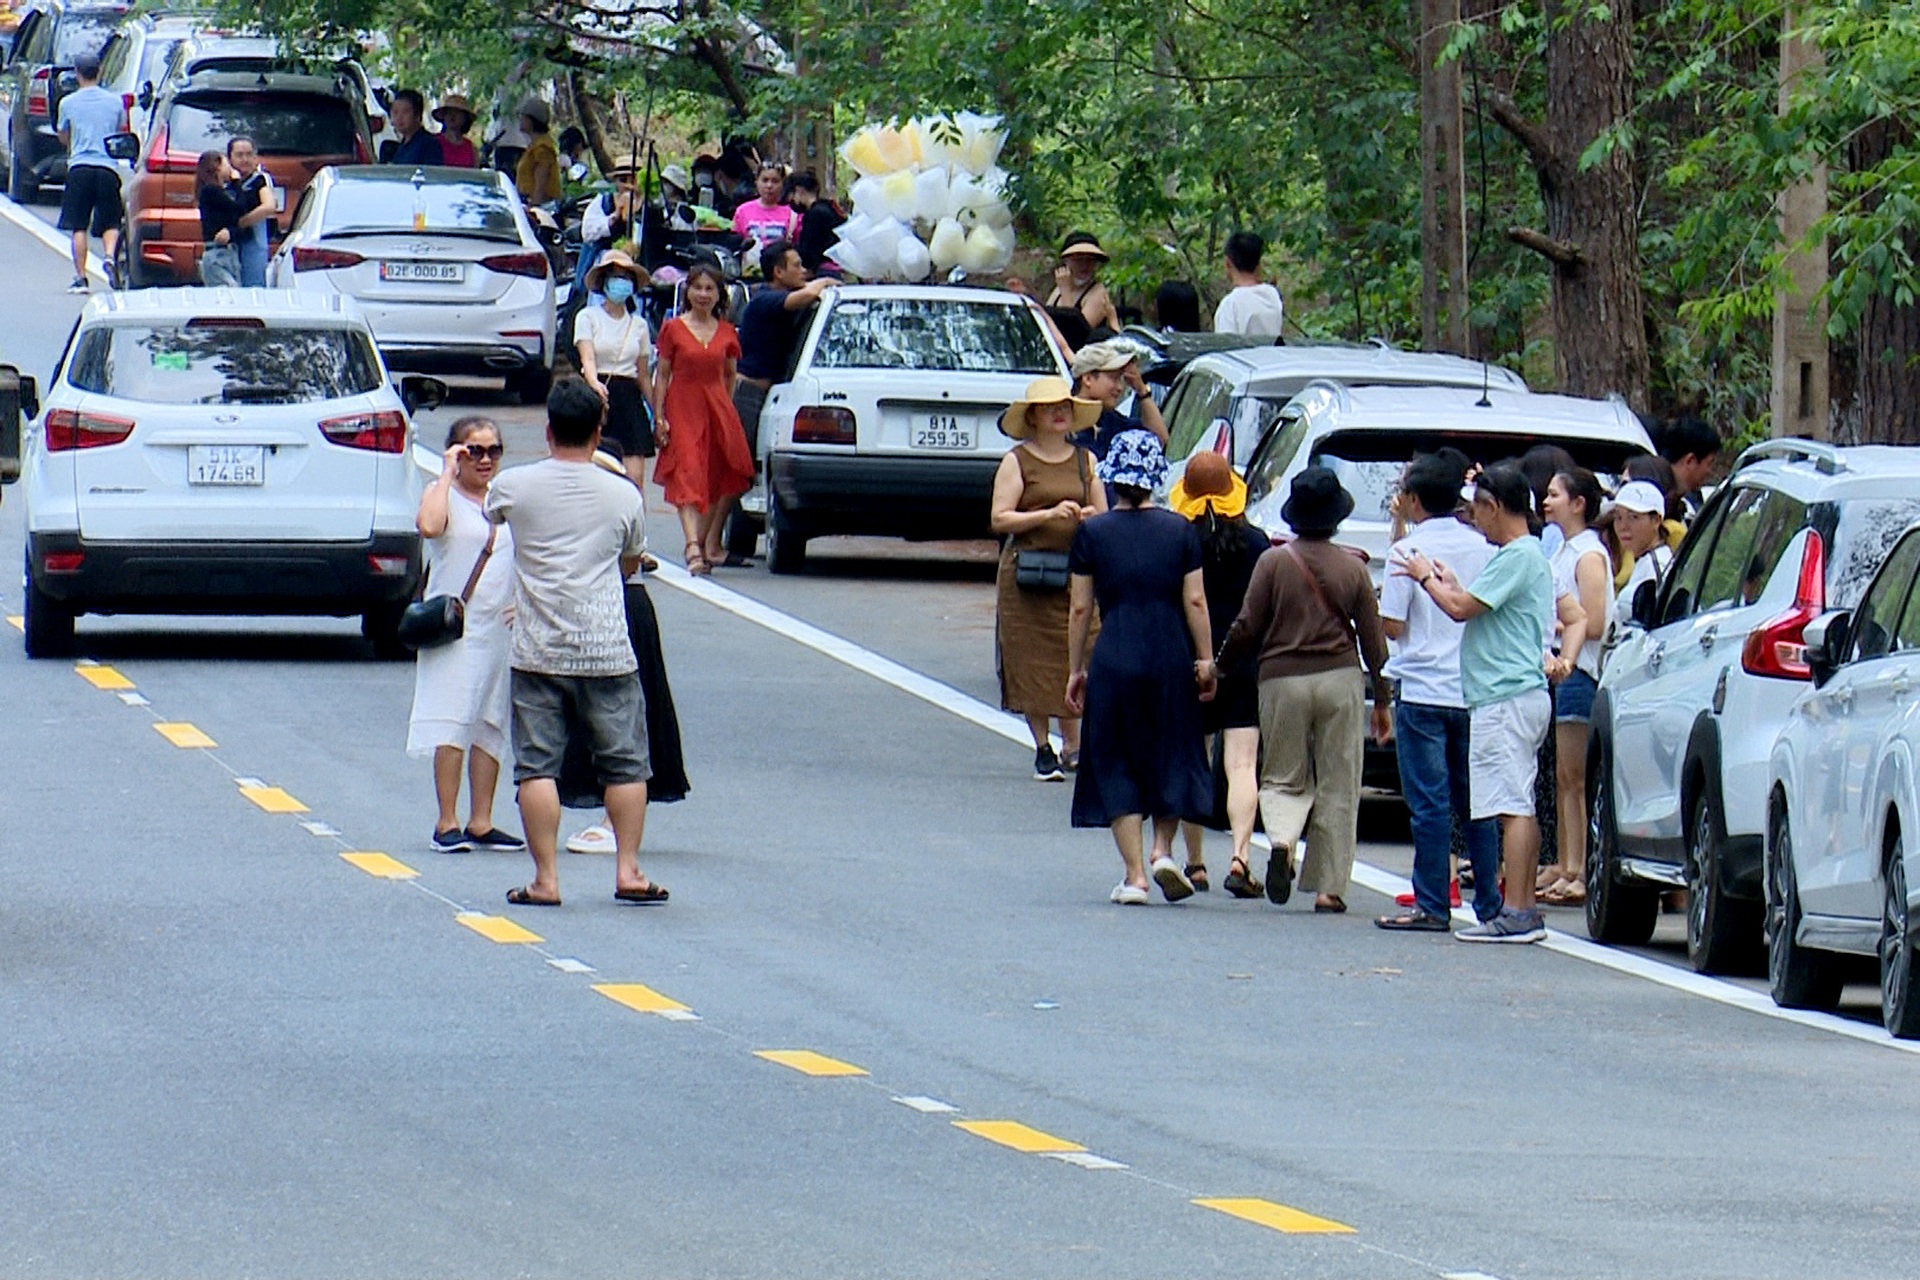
xmin=269 ymin=165 xmax=556 ymax=403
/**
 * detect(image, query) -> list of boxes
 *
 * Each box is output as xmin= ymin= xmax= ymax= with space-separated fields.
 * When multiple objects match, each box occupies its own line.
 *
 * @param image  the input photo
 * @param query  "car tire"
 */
xmin=1585 ymin=735 xmax=1658 ymax=946
xmin=114 ymin=230 xmax=139 ymax=290
xmin=23 ymin=572 xmax=76 ymax=658
xmin=723 ymin=509 xmax=760 ymax=559
xmin=510 ymin=365 xmax=552 ymax=406
xmin=1685 ymin=785 xmax=1764 ymax=975
xmin=765 ymin=483 xmax=806 ymax=575
xmin=361 ymin=605 xmax=408 ymax=660
xmin=1766 ymin=803 xmax=1842 ymax=1010
xmin=9 ymin=150 xmax=38 ymax=205
xmin=1881 ymin=838 xmax=1920 ymax=1039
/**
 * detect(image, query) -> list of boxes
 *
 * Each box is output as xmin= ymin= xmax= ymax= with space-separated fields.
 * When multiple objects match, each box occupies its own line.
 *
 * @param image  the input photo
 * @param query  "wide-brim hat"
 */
xmin=432 ymin=93 xmax=474 ymax=124
xmin=1060 ymin=234 xmax=1109 ymax=262
xmin=1000 ymin=376 xmax=1101 ymax=440
xmin=517 ymin=96 xmax=551 ymax=128
xmin=661 ymin=163 xmax=692 ymax=192
xmin=1169 ymin=454 xmax=1247 ymax=520
xmin=1281 ymin=464 xmax=1355 ymax=535
xmin=585 ymin=249 xmax=646 ymax=294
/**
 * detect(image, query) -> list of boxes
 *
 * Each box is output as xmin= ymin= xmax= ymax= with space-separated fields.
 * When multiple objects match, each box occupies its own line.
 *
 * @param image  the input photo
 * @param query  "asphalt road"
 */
xmin=4 ymin=196 xmax=1918 ymax=1279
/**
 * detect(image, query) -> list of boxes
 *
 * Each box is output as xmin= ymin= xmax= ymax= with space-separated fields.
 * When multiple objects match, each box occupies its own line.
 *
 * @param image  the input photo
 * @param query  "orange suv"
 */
xmin=120 ymin=69 xmax=371 ymax=287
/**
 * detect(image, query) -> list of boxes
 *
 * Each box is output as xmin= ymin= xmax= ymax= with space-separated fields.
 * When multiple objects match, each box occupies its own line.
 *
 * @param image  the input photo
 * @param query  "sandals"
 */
xmin=1185 ymin=862 xmax=1210 ymax=892
xmin=1540 ymin=877 xmax=1587 ymax=906
xmin=1223 ymin=858 xmax=1264 ymax=899
xmin=1375 ymin=907 xmax=1450 ymax=931
xmin=1314 ymin=895 xmax=1348 ymax=914
xmin=709 ymin=552 xmax=755 ymax=569
xmin=614 ymin=882 xmax=670 ymax=904
xmin=506 ymin=885 xmax=561 ymax=907
xmin=638 ymin=552 xmax=660 ymax=574
xmin=1535 ymin=865 xmax=1567 ymax=893
xmin=684 ymin=542 xmax=711 ymax=576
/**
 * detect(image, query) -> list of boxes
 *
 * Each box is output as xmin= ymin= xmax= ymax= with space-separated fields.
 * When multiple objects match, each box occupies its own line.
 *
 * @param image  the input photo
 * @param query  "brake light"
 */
xmin=143 ymin=124 xmax=197 ymax=174
xmin=793 ymin=406 xmax=856 ymax=445
xmin=293 ymin=246 xmax=366 ymax=272
xmin=44 ymin=409 xmax=135 ymax=451
xmin=1742 ymin=530 xmax=1826 ymax=680
xmin=42 ymin=551 xmax=84 ymax=574
xmin=27 ymin=67 xmax=49 ymax=118
xmin=121 ymin=92 xmax=135 ymax=111
xmin=319 ymin=409 xmax=406 ymax=452
xmin=479 ymin=251 xmax=549 ymax=280
xmin=186 ymin=317 xmax=266 ymax=329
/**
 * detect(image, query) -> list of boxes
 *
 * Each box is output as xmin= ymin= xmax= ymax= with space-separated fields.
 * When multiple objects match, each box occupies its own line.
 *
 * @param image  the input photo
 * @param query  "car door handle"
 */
xmin=1833 ymin=685 xmax=1855 ymax=709
xmin=1646 ymin=641 xmax=1665 ymax=670
xmin=1699 ymin=630 xmax=1718 ymax=652
xmin=1894 ymin=676 xmax=1914 ymax=699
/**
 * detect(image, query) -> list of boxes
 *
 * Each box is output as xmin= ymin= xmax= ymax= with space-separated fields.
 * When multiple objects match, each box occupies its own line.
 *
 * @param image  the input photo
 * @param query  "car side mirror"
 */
xmin=0 ymin=367 xmax=30 ymax=484
xmin=18 ymin=373 xmax=38 ymax=423
xmin=400 ymin=375 xmax=447 ymax=415
xmin=373 ymin=85 xmax=392 ymax=112
xmin=1803 ymin=610 xmax=1851 ymax=688
xmin=104 ymin=131 xmax=139 ymax=162
xmin=1630 ymin=578 xmax=1660 ymax=629
xmin=136 ymin=81 xmax=153 ymax=110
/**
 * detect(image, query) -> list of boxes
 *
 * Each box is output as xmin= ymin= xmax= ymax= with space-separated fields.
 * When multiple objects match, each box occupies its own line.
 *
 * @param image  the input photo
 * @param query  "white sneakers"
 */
xmin=1149 ymin=856 xmax=1196 ymax=902
xmin=565 ymin=824 xmax=615 ymax=854
xmin=1110 ymin=883 xmax=1149 ymax=905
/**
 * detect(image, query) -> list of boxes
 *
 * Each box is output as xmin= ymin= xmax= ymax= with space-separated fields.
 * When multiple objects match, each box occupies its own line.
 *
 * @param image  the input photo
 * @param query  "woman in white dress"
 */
xmin=410 ymin=416 xmax=524 ymax=854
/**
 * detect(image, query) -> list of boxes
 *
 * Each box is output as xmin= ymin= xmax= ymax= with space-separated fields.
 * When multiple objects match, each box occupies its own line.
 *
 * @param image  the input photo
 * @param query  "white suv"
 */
xmin=1588 ymin=440 xmax=1920 ymax=971
xmin=20 ymin=289 xmax=440 ymax=657
xmin=1766 ymin=522 xmax=1920 ymax=1036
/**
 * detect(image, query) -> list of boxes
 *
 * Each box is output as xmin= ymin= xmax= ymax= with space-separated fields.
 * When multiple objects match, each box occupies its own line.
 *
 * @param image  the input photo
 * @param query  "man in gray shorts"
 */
xmin=485 ymin=376 xmax=667 ymax=907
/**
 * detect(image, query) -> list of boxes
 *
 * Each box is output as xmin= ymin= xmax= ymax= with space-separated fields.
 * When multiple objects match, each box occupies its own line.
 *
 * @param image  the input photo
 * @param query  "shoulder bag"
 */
xmin=397 ymin=523 xmax=499 ymax=651
xmin=1013 ymin=449 xmax=1091 ymax=592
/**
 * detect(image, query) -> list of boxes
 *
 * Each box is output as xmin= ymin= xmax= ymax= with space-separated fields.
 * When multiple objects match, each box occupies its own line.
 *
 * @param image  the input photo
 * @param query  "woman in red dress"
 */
xmin=652 ymin=262 xmax=755 ymax=574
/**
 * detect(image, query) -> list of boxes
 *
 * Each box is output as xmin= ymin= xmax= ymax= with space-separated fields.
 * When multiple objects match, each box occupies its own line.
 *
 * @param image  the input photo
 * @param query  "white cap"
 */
xmin=1613 ymin=480 xmax=1667 ymax=516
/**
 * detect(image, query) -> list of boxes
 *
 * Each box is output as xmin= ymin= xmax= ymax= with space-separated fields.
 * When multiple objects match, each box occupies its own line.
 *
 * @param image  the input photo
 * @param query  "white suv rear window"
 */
xmin=67 ymin=324 xmax=385 ymax=404
xmin=812 ymin=299 xmax=1056 ymax=374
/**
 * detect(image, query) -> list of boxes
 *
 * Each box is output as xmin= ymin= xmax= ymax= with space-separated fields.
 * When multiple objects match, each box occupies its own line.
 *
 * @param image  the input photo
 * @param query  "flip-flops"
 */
xmin=506 ymin=885 xmax=561 ymax=906
xmin=1314 ymin=895 xmax=1347 ymax=914
xmin=614 ymin=883 xmax=670 ymax=904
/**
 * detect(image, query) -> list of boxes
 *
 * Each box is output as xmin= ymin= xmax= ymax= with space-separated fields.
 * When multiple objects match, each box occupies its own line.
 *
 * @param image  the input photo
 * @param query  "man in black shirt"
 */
xmin=787 ymin=171 xmax=845 ymax=273
xmin=734 ymin=240 xmax=837 ymax=458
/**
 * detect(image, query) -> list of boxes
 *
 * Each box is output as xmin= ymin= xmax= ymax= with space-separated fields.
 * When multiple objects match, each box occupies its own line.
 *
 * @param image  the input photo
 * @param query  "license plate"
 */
xmin=380 ymin=260 xmax=464 ymax=283
xmin=188 ymin=444 xmax=265 ymax=486
xmin=912 ymin=414 xmax=976 ymax=450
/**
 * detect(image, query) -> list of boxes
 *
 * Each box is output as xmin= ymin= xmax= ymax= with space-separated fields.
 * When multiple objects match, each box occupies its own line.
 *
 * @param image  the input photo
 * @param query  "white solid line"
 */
xmin=654 ymin=564 xmax=1920 ymax=1057
xmin=0 ymin=190 xmax=110 ymax=280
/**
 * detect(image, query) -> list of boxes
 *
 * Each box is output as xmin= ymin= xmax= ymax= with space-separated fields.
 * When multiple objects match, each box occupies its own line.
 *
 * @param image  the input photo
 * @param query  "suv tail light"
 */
xmin=27 ymin=67 xmax=50 ymax=118
xmin=44 ymin=409 xmax=135 ymax=451
xmin=479 ymin=251 xmax=549 ymax=280
xmin=293 ymin=246 xmax=367 ymax=272
xmin=793 ymin=406 xmax=856 ymax=445
xmin=1742 ymin=530 xmax=1826 ymax=680
xmin=319 ymin=410 xmax=406 ymax=452
xmin=354 ymin=135 xmax=372 ymax=164
xmin=144 ymin=124 xmax=198 ymax=174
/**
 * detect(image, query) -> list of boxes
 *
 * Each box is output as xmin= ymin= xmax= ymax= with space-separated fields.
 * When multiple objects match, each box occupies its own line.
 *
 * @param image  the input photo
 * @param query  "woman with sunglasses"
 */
xmin=408 ymin=416 xmax=525 ymax=855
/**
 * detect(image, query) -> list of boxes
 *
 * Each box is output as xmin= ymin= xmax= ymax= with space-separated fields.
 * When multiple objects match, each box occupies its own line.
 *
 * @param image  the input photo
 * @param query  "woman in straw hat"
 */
xmin=1168 ymin=451 xmax=1271 ymax=897
xmin=432 ymin=94 xmax=478 ymax=168
xmin=1046 ymin=232 xmax=1121 ymax=341
xmin=990 ymin=377 xmax=1107 ymax=781
xmin=574 ymin=249 xmax=657 ymax=489
xmin=1065 ymin=429 xmax=1218 ymax=905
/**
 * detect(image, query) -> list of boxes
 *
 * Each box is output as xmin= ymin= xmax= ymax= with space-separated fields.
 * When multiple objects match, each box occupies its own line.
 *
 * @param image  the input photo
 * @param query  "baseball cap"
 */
xmin=1613 ymin=480 xmax=1667 ymax=516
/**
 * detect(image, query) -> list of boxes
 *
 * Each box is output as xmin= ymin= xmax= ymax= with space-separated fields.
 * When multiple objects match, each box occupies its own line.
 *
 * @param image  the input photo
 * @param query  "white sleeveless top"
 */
xmin=1550 ymin=526 xmax=1609 ymax=678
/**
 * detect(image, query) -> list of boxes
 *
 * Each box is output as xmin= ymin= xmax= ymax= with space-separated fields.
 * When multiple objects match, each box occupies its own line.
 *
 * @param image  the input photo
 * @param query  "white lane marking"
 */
xmin=892 ymin=1095 xmax=960 ymax=1114
xmin=297 ymin=820 xmax=342 ymax=837
xmin=654 ymin=564 xmax=1920 ymax=1057
xmin=1044 ymin=1151 xmax=1129 ymax=1170
xmin=1442 ymin=1272 xmax=1507 ymax=1280
xmin=655 ymin=1009 xmax=702 ymax=1022
xmin=116 ymin=691 xmax=150 ymax=706
xmin=0 ymin=191 xmax=110 ymax=281
xmin=232 ymin=776 xmax=266 ymax=789
xmin=546 ymin=957 xmax=596 ymax=974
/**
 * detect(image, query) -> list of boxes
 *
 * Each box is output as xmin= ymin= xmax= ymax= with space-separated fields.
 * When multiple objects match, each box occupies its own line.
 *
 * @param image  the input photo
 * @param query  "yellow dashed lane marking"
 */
xmin=239 ymin=785 xmax=308 ymax=814
xmin=74 ymin=664 xmax=134 ymax=690
xmin=952 ymin=1119 xmax=1086 ymax=1154
xmin=339 ymin=852 xmax=418 ymax=880
xmin=594 ymin=983 xmax=691 ymax=1014
xmin=1193 ymin=1198 xmax=1356 ymax=1235
xmin=153 ymin=722 xmax=216 ymax=748
xmin=6 ymin=615 xmax=21 ymax=631
xmin=455 ymin=913 xmax=544 ymax=944
xmin=754 ymin=1049 xmax=869 ymax=1077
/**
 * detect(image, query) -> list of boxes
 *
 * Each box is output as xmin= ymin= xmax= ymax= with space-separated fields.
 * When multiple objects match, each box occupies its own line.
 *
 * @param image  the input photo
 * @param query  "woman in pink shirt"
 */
xmin=732 ymin=162 xmax=799 ymax=250
xmin=432 ymin=95 xmax=478 ymax=168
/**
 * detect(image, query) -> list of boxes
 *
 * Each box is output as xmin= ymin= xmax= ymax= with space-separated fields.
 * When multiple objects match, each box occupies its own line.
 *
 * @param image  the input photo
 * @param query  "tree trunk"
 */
xmin=1844 ymin=119 xmax=1920 ymax=444
xmin=1418 ymin=0 xmax=1468 ymax=353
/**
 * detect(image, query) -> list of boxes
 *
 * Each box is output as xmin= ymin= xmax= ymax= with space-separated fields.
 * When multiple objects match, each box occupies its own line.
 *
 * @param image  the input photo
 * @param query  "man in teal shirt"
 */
xmin=1399 ymin=463 xmax=1573 ymax=944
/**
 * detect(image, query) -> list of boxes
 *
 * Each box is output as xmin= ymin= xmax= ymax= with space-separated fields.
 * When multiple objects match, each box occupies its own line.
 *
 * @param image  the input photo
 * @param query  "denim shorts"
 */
xmin=510 ymin=669 xmax=650 ymax=787
xmin=1554 ymin=668 xmax=1598 ymax=723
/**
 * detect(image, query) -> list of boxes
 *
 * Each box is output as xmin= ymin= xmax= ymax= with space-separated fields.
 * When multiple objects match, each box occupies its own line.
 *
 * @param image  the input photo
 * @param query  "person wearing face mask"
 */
xmin=573 ymin=251 xmax=657 ymax=490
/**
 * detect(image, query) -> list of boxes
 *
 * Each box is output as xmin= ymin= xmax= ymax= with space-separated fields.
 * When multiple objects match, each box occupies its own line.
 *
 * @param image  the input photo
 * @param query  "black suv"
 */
xmin=0 ymin=1 xmax=126 ymax=202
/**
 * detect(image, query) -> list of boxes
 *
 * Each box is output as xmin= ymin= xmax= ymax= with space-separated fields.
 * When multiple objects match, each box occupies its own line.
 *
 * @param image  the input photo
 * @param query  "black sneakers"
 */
xmin=1034 ymin=744 xmax=1066 ymax=782
xmin=465 ymin=826 xmax=527 ymax=851
xmin=431 ymin=828 xmax=473 ymax=854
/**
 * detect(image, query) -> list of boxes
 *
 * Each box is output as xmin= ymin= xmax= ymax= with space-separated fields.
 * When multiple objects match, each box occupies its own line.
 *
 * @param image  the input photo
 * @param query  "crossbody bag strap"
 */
xmin=459 ymin=524 xmax=499 ymax=603
xmin=1283 ymin=540 xmax=1355 ymax=644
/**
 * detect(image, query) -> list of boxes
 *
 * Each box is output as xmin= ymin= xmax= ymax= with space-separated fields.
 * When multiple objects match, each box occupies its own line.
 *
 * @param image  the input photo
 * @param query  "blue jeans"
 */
xmin=238 ymin=223 xmax=270 ymax=287
xmin=1395 ymin=700 xmax=1502 ymax=921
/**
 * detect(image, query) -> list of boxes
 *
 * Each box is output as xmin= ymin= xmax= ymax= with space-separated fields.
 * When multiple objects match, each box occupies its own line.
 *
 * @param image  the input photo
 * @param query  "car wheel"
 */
xmin=1880 ymin=839 xmax=1920 ymax=1039
xmin=361 ymin=605 xmax=408 ymax=660
xmin=1585 ymin=735 xmax=1658 ymax=945
xmin=114 ymin=230 xmax=137 ymax=289
xmin=22 ymin=572 xmax=75 ymax=658
xmin=723 ymin=509 xmax=760 ymax=559
xmin=1766 ymin=803 xmax=1842 ymax=1010
xmin=765 ymin=483 xmax=806 ymax=575
xmin=1685 ymin=785 xmax=1764 ymax=975
xmin=9 ymin=150 xmax=38 ymax=205
xmin=510 ymin=365 xmax=552 ymax=406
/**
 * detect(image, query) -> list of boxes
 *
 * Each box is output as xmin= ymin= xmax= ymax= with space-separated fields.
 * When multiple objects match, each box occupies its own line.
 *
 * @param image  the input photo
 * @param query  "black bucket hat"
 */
xmin=1281 ymin=465 xmax=1355 ymax=536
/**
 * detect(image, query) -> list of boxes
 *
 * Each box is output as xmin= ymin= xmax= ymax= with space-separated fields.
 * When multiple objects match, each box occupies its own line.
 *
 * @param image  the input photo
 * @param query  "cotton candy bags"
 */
xmin=829 ymin=113 xmax=1016 ymax=281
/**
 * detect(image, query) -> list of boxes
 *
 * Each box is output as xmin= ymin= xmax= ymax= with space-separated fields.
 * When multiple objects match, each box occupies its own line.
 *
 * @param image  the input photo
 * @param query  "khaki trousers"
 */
xmin=1257 ymin=667 xmax=1365 ymax=897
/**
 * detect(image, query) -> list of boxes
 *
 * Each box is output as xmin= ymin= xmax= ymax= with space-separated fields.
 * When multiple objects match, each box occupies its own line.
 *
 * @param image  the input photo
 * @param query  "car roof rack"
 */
xmin=1731 ymin=436 xmax=1846 ymax=477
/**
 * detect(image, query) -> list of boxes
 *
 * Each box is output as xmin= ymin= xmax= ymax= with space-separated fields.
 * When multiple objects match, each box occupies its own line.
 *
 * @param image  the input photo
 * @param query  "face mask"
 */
xmin=603 ymin=277 xmax=635 ymax=303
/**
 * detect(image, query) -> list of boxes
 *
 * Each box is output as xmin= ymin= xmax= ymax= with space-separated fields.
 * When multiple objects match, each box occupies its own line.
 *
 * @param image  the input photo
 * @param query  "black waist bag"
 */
xmin=399 ymin=524 xmax=498 ymax=651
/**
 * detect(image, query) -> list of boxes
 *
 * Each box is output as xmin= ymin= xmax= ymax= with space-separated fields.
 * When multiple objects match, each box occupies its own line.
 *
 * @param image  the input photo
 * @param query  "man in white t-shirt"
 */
xmin=484 ymin=376 xmax=666 ymax=909
xmin=1377 ymin=451 xmax=1502 ymax=930
xmin=1212 ymin=230 xmax=1284 ymax=338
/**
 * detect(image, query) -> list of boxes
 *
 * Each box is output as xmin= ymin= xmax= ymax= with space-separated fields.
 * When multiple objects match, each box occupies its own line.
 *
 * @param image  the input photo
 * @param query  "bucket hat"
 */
xmin=1280 ymin=465 xmax=1355 ymax=535
xmin=517 ymin=97 xmax=551 ymax=129
xmin=1000 ymin=376 xmax=1101 ymax=440
xmin=1097 ymin=429 xmax=1168 ymax=492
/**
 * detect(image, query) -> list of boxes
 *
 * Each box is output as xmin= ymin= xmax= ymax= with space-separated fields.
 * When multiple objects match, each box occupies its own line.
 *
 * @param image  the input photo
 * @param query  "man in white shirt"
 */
xmin=1376 ymin=451 xmax=1503 ymax=930
xmin=1212 ymin=231 xmax=1284 ymax=338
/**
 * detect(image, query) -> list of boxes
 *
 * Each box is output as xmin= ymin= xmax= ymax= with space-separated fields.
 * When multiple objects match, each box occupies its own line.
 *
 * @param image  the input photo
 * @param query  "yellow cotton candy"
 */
xmin=928 ymin=217 xmax=968 ymax=271
xmin=840 ymin=130 xmax=888 ymax=178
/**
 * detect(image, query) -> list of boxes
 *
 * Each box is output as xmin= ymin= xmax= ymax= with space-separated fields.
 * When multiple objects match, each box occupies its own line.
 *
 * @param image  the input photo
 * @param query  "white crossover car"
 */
xmin=20 ymin=289 xmax=443 ymax=657
xmin=270 ymin=165 xmax=555 ymax=403
xmin=746 ymin=284 xmax=1069 ymax=573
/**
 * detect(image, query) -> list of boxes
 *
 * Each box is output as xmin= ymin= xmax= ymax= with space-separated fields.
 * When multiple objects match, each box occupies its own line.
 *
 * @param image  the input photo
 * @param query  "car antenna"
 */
xmin=1476 ymin=353 xmax=1492 ymax=408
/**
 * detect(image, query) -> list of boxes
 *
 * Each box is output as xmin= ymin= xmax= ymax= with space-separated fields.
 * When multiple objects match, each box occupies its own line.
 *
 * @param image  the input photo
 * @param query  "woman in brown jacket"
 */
xmin=1220 ymin=466 xmax=1394 ymax=912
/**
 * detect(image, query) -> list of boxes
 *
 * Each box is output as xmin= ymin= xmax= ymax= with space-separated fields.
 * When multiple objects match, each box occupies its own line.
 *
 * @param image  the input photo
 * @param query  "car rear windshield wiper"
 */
xmin=323 ymin=227 xmax=520 ymax=243
xmin=221 ymin=385 xmax=296 ymax=403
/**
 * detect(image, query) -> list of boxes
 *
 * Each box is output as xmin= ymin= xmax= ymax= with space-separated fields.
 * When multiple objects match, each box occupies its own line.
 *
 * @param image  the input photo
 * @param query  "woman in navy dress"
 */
xmin=1065 ymin=430 xmax=1219 ymax=905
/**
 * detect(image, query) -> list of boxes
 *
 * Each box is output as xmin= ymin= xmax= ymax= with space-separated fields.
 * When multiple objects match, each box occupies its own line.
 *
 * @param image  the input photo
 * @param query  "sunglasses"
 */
xmin=464 ymin=443 xmax=504 ymax=461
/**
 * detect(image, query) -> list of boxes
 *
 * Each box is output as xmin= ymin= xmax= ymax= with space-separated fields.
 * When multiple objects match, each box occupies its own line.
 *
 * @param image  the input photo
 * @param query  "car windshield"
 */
xmin=169 ymin=95 xmax=359 ymax=157
xmin=53 ymin=15 xmax=118 ymax=63
xmin=811 ymin=299 xmax=1056 ymax=374
xmin=66 ymin=324 xmax=384 ymax=404
xmin=1829 ymin=498 xmax=1920 ymax=610
xmin=319 ymin=175 xmax=520 ymax=240
xmin=1308 ymin=430 xmax=1647 ymax=523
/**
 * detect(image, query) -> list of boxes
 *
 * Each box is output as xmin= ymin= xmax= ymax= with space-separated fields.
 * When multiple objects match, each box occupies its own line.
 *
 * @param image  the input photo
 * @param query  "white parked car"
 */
xmin=19 ymin=289 xmax=442 ymax=657
xmin=269 ymin=165 xmax=555 ymax=403
xmin=1766 ymin=521 xmax=1920 ymax=1036
xmin=1589 ymin=440 xmax=1920 ymax=972
xmin=745 ymin=284 xmax=1069 ymax=573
